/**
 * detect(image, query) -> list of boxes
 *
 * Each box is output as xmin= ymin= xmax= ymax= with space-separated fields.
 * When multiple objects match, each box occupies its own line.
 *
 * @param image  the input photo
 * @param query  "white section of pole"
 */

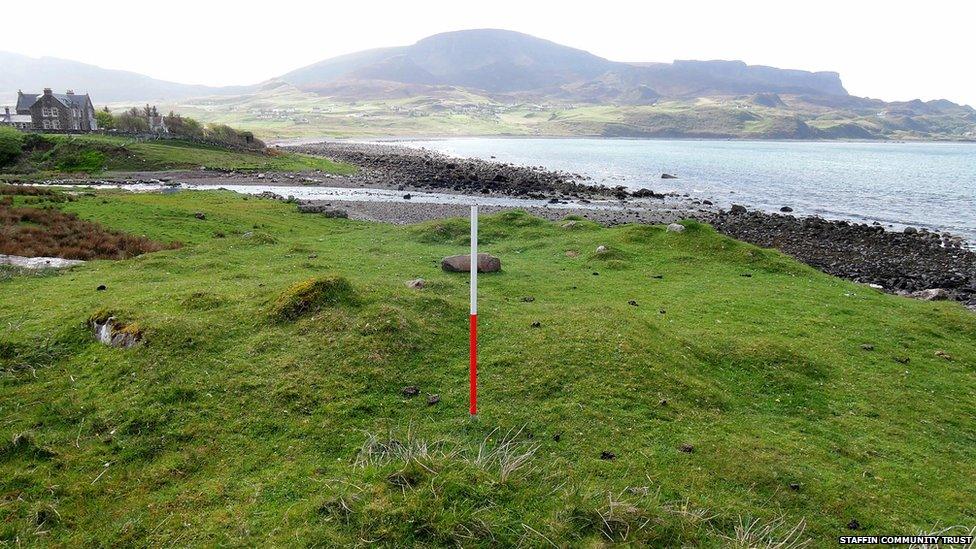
xmin=470 ymin=205 xmax=478 ymax=315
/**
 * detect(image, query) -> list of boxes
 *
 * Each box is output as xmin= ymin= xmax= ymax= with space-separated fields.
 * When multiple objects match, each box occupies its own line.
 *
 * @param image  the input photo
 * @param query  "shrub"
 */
xmin=271 ymin=276 xmax=356 ymax=321
xmin=0 ymin=126 xmax=25 ymax=167
xmin=0 ymin=203 xmax=180 ymax=259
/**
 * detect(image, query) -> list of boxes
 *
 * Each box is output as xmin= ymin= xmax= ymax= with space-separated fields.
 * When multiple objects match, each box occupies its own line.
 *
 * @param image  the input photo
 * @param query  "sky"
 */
xmin=2 ymin=0 xmax=975 ymax=106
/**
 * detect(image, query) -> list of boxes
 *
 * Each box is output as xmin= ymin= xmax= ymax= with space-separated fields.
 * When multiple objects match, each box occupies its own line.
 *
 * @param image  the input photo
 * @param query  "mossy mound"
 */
xmin=271 ymin=276 xmax=356 ymax=321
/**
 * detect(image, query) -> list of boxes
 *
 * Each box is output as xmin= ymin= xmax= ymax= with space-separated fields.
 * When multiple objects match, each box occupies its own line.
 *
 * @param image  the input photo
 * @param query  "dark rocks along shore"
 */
xmin=710 ymin=208 xmax=976 ymax=307
xmin=287 ymin=142 xmax=632 ymax=199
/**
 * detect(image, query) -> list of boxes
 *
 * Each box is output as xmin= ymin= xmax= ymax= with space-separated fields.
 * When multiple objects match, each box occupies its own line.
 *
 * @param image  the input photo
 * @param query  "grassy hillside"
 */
xmin=1 ymin=190 xmax=974 ymax=546
xmin=153 ymin=84 xmax=976 ymax=140
xmin=0 ymin=133 xmax=356 ymax=176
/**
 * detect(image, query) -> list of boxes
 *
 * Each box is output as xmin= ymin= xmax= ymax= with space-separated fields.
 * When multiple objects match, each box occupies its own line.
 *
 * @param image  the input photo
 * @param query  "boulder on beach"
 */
xmin=910 ymin=288 xmax=950 ymax=301
xmin=730 ymin=204 xmax=748 ymax=215
xmin=661 ymin=173 xmax=678 ymax=179
xmin=441 ymin=253 xmax=501 ymax=273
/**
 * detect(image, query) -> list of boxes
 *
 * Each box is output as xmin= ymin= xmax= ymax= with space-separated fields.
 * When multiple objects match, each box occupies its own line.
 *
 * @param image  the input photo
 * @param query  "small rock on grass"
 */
xmin=789 ymin=482 xmax=801 ymax=491
xmin=406 ymin=278 xmax=425 ymax=290
xmin=935 ymin=350 xmax=953 ymax=361
xmin=666 ymin=223 xmax=686 ymax=233
xmin=596 ymin=245 xmax=607 ymax=254
xmin=565 ymin=250 xmax=579 ymax=258
xmin=521 ymin=296 xmax=535 ymax=302
xmin=531 ymin=321 xmax=541 ymax=328
xmin=552 ymin=432 xmax=562 ymax=442
xmin=659 ymin=399 xmax=668 ymax=406
xmin=679 ymin=443 xmax=695 ymax=453
xmin=96 ymin=284 xmax=106 ymax=291
xmin=847 ymin=519 xmax=861 ymax=531
xmin=426 ymin=394 xmax=440 ymax=406
xmin=893 ymin=356 xmax=910 ymax=364
xmin=600 ymin=451 xmax=616 ymax=460
xmin=402 ymin=386 xmax=419 ymax=397
xmin=651 ymin=274 xmax=664 ymax=279
xmin=628 ymin=300 xmax=638 ymax=306
xmin=194 ymin=212 xmax=206 ymax=220
xmin=860 ymin=344 xmax=874 ymax=351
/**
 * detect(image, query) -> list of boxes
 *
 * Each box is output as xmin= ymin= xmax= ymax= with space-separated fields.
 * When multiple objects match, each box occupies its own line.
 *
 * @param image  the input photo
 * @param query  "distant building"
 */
xmin=15 ymin=88 xmax=98 ymax=131
xmin=0 ymin=107 xmax=32 ymax=129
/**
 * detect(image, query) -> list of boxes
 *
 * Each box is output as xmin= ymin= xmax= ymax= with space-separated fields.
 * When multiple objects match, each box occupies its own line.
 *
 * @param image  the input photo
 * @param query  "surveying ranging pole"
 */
xmin=469 ymin=205 xmax=478 ymax=416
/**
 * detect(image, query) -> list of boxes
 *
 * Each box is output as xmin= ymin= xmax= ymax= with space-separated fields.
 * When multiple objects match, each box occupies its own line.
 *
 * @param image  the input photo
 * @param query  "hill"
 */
xmin=0 ymin=51 xmax=252 ymax=103
xmin=1 ymin=188 xmax=974 ymax=545
xmin=282 ymin=29 xmax=848 ymax=102
xmin=166 ymin=29 xmax=975 ymax=140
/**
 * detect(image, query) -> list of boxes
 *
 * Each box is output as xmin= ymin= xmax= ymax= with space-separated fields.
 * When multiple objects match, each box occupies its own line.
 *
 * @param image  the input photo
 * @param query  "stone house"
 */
xmin=15 ymin=88 xmax=98 ymax=131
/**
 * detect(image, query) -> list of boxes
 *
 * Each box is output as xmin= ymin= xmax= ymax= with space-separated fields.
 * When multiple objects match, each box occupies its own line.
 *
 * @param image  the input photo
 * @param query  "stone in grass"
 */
xmin=679 ymin=443 xmax=695 ymax=453
xmin=441 ymin=253 xmax=501 ymax=273
xmin=600 ymin=451 xmax=616 ymax=460
xmin=935 ymin=350 xmax=953 ymax=361
xmin=531 ymin=321 xmax=541 ymax=328
xmin=88 ymin=310 xmax=142 ymax=349
xmin=666 ymin=223 xmax=686 ymax=233
xmin=402 ymin=386 xmax=420 ymax=397
xmin=847 ymin=519 xmax=861 ymax=531
xmin=96 ymin=284 xmax=106 ymax=291
xmin=426 ymin=394 xmax=440 ymax=406
xmin=628 ymin=300 xmax=639 ymax=306
xmin=406 ymin=278 xmax=426 ymax=290
xmin=860 ymin=344 xmax=874 ymax=351
xmin=194 ymin=212 xmax=206 ymax=220
xmin=521 ymin=296 xmax=535 ymax=302
xmin=595 ymin=245 xmax=608 ymax=254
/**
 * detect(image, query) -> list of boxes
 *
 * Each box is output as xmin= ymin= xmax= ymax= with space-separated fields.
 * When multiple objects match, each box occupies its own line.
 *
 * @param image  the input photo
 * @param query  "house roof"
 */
xmin=17 ymin=91 xmax=93 ymax=111
xmin=16 ymin=93 xmax=38 ymax=112
xmin=0 ymin=111 xmax=32 ymax=123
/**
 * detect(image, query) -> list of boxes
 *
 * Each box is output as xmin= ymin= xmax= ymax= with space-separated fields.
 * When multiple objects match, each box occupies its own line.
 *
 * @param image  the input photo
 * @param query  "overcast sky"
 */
xmin=2 ymin=0 xmax=974 ymax=106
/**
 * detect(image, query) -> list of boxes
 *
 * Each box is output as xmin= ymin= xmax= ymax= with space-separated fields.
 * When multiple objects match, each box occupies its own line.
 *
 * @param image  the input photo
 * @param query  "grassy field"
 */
xmin=0 ymin=133 xmax=356 ymax=176
xmin=149 ymin=83 xmax=976 ymax=141
xmin=1 ymin=189 xmax=974 ymax=546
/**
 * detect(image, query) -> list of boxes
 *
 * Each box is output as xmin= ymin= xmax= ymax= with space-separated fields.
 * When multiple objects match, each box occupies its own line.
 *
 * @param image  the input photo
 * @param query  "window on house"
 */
xmin=52 ymin=119 xmax=60 ymax=130
xmin=42 ymin=120 xmax=51 ymax=129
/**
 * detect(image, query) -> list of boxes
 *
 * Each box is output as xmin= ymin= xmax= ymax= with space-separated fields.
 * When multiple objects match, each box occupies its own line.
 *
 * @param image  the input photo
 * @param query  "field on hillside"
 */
xmin=0 ymin=133 xmax=356 ymax=176
xmin=1 ymin=189 xmax=974 ymax=546
xmin=148 ymin=84 xmax=976 ymax=141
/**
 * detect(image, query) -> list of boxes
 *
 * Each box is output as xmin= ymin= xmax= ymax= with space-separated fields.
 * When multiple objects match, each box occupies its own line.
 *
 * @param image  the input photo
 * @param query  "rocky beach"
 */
xmin=24 ymin=141 xmax=976 ymax=309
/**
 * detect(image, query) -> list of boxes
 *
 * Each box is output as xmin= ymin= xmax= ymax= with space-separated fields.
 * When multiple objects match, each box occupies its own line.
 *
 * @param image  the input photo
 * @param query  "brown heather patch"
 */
xmin=0 ymin=203 xmax=180 ymax=260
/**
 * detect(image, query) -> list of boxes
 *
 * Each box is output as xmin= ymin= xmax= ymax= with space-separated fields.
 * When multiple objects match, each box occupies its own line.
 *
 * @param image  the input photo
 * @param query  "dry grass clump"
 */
xmin=0 ymin=203 xmax=179 ymax=260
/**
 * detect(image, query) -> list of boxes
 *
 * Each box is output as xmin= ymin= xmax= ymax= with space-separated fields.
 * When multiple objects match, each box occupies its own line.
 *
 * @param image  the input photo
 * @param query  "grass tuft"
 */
xmin=271 ymin=275 xmax=356 ymax=321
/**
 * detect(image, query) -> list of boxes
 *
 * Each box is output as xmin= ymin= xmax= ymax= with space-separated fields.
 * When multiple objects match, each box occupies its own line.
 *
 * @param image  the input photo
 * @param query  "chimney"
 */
xmin=43 ymin=88 xmax=52 ymax=96
xmin=66 ymin=89 xmax=74 ymax=95
xmin=4 ymin=107 xmax=9 ymax=116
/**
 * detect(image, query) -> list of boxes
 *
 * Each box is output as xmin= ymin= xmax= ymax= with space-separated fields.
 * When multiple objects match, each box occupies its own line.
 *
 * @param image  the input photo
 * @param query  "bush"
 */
xmin=95 ymin=110 xmax=114 ymax=130
xmin=205 ymin=124 xmax=265 ymax=149
xmin=114 ymin=113 xmax=149 ymax=133
xmin=0 ymin=126 xmax=25 ymax=167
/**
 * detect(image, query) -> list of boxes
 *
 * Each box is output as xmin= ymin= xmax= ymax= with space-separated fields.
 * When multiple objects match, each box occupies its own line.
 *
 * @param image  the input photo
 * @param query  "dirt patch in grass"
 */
xmin=271 ymin=275 xmax=357 ymax=321
xmin=0 ymin=202 xmax=180 ymax=260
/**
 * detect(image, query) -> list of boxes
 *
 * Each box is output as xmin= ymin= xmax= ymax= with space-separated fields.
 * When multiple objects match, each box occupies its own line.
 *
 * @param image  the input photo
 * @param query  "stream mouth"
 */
xmin=43 ymin=181 xmax=693 ymax=213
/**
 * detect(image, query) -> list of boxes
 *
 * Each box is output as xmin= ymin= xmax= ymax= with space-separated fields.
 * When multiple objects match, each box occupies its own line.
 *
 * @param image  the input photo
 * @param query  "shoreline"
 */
xmin=16 ymin=140 xmax=976 ymax=309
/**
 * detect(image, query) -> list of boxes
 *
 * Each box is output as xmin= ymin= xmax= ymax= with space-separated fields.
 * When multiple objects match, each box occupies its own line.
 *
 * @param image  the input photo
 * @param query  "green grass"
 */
xmin=0 ymin=133 xmax=356 ymax=176
xmin=1 ymin=191 xmax=974 ymax=546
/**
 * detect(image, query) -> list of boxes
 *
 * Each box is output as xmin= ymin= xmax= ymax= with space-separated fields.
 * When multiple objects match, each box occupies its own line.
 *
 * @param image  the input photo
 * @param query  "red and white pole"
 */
xmin=469 ymin=205 xmax=478 ymax=417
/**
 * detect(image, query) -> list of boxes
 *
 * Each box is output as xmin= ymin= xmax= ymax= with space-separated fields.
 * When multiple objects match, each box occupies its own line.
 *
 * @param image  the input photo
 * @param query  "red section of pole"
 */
xmin=469 ymin=313 xmax=478 ymax=415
